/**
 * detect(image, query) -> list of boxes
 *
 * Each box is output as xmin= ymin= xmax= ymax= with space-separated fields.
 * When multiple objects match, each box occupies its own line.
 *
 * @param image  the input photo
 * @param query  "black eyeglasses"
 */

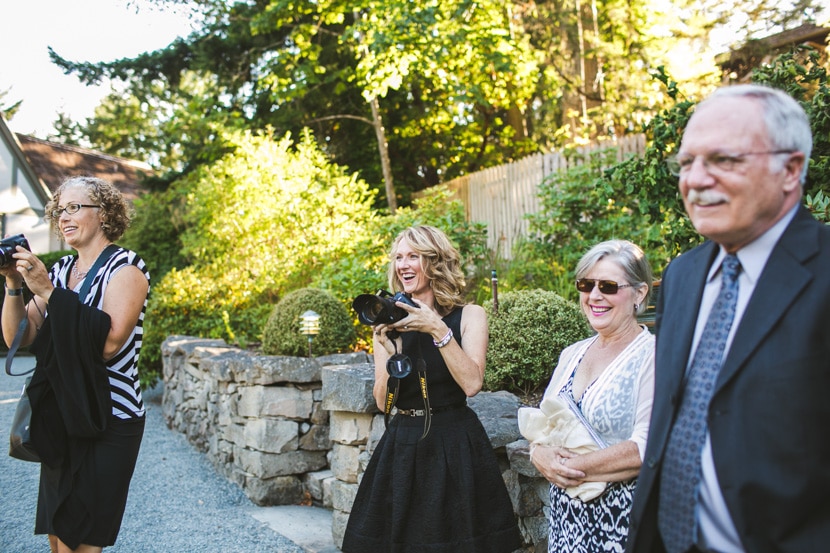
xmin=50 ymin=203 xmax=100 ymax=219
xmin=575 ymin=279 xmax=633 ymax=295
xmin=665 ymin=150 xmax=795 ymax=177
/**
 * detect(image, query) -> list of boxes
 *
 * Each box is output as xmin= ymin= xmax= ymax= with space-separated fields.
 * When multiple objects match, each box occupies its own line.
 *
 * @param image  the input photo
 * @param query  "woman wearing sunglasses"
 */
xmin=530 ymin=239 xmax=655 ymax=553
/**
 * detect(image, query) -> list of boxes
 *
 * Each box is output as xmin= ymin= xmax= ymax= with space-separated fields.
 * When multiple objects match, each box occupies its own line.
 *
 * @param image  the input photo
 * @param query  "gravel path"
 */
xmin=0 ymin=355 xmax=305 ymax=553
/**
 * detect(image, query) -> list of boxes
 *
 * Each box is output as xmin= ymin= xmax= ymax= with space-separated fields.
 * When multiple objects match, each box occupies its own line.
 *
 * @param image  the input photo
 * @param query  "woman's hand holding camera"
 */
xmin=6 ymin=246 xmax=52 ymax=302
xmin=389 ymin=297 xmax=449 ymax=344
xmin=372 ymin=298 xmax=448 ymax=355
xmin=0 ymin=245 xmax=29 ymax=286
xmin=373 ymin=323 xmax=401 ymax=356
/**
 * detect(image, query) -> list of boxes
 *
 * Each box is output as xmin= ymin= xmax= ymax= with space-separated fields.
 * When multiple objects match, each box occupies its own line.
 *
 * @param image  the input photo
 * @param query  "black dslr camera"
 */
xmin=0 ymin=234 xmax=30 ymax=268
xmin=352 ymin=290 xmax=418 ymax=326
xmin=353 ymin=290 xmax=420 ymax=379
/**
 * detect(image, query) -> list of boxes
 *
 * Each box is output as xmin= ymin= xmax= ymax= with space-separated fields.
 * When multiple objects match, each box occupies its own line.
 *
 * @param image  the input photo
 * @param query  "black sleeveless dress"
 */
xmin=342 ymin=307 xmax=521 ymax=553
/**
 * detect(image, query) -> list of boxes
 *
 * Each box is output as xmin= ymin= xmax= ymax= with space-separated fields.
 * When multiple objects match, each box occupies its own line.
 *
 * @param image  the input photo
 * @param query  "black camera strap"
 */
xmin=383 ymin=368 xmax=399 ymax=427
xmin=416 ymin=356 xmax=431 ymax=439
xmin=5 ymin=317 xmax=32 ymax=376
xmin=383 ymin=336 xmax=431 ymax=440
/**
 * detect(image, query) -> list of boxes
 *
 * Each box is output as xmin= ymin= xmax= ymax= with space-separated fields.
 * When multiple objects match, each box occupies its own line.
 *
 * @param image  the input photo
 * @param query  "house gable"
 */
xmin=0 ymin=115 xmax=53 ymax=251
xmin=0 ymin=113 xmax=152 ymax=253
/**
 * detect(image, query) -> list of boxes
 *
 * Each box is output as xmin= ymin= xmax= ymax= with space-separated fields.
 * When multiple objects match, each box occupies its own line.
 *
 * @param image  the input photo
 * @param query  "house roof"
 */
xmin=718 ymin=23 xmax=829 ymax=82
xmin=15 ymin=134 xmax=152 ymax=201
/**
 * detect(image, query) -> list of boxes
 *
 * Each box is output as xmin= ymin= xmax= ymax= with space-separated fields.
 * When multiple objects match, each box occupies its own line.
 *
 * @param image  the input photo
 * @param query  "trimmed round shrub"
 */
xmin=484 ymin=289 xmax=591 ymax=397
xmin=261 ymin=288 xmax=356 ymax=357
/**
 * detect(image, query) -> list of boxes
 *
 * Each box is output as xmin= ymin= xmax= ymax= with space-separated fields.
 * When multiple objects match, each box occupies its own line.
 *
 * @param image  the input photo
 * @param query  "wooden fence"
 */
xmin=440 ymin=134 xmax=646 ymax=259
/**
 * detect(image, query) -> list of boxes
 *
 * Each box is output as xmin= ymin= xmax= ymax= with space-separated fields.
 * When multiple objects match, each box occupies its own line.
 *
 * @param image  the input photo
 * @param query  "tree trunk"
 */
xmin=370 ymin=95 xmax=397 ymax=213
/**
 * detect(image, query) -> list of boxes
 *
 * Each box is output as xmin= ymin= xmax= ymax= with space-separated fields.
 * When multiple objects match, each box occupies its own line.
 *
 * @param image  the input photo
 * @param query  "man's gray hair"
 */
xmin=700 ymin=84 xmax=812 ymax=183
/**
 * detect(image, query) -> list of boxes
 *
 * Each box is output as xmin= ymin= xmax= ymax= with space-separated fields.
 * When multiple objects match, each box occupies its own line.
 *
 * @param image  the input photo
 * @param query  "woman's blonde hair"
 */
xmin=386 ymin=225 xmax=466 ymax=315
xmin=44 ymin=176 xmax=133 ymax=241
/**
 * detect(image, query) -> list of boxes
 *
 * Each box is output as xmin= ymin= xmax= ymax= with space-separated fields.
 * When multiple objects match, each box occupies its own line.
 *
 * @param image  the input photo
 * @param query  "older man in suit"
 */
xmin=625 ymin=84 xmax=830 ymax=553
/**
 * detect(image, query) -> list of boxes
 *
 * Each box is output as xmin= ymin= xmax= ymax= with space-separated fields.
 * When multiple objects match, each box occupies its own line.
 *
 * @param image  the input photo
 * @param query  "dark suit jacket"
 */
xmin=626 ymin=206 xmax=830 ymax=553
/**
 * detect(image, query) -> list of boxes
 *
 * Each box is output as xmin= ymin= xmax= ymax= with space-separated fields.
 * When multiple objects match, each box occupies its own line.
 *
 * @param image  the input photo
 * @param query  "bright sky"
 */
xmin=0 ymin=0 xmax=197 ymax=137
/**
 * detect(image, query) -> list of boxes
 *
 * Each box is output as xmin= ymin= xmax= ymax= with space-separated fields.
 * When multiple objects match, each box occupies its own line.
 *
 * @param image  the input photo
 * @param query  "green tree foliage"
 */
xmin=54 ymin=72 xmax=246 ymax=175
xmin=175 ymin=128 xmax=378 ymax=290
xmin=51 ymin=0 xmax=540 ymax=209
xmin=518 ymin=0 xmax=710 ymax=147
xmin=51 ymin=0 xmax=815 ymax=209
xmin=0 ymin=87 xmax=22 ymax=120
xmin=120 ymin=188 xmax=188 ymax=282
xmin=261 ymin=288 xmax=356 ymax=357
xmin=515 ymin=46 xmax=829 ymax=303
xmin=139 ymin=127 xmax=378 ymax=385
xmin=483 ymin=289 xmax=591 ymax=397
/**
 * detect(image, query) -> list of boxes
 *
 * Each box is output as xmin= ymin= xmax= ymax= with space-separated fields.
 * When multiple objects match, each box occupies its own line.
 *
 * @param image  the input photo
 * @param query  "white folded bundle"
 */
xmin=518 ymin=394 xmax=607 ymax=501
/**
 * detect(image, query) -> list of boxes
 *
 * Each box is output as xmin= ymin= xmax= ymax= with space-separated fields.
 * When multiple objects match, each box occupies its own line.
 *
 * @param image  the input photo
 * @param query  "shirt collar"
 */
xmin=706 ymin=205 xmax=799 ymax=285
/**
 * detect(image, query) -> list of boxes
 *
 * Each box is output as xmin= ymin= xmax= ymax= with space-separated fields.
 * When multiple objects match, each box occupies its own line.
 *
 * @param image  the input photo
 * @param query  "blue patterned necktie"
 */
xmin=658 ymin=254 xmax=741 ymax=553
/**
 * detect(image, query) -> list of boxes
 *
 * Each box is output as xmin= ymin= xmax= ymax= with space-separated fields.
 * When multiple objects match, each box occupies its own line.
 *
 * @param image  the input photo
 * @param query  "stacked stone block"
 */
xmin=161 ymin=336 xmax=550 ymax=551
xmin=161 ymin=335 xmax=369 ymax=507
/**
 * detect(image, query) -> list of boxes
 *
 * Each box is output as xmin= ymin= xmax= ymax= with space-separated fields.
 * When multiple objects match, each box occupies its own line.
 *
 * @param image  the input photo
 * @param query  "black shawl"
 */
xmin=26 ymin=287 xmax=112 ymax=467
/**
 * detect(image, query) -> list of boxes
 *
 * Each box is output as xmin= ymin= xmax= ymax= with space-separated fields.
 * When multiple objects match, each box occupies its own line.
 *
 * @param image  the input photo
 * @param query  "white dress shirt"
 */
xmin=689 ymin=206 xmax=797 ymax=552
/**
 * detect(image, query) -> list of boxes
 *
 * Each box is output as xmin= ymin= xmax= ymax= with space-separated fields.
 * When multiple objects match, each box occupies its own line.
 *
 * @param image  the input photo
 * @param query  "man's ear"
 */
xmin=782 ymin=152 xmax=807 ymax=192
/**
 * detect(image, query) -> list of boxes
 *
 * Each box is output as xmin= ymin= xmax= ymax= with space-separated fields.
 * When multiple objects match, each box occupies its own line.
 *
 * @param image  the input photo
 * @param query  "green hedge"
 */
xmin=484 ymin=289 xmax=591 ymax=398
xmin=261 ymin=288 xmax=356 ymax=357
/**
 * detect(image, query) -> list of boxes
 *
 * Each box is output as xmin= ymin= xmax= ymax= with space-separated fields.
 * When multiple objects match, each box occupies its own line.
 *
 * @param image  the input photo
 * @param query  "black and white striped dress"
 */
xmin=35 ymin=246 xmax=151 ymax=547
xmin=49 ymin=247 xmax=150 ymax=418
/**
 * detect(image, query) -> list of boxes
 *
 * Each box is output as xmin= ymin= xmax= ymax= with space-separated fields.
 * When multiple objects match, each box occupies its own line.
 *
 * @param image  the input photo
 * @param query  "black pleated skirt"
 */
xmin=342 ymin=406 xmax=521 ymax=553
xmin=35 ymin=415 xmax=145 ymax=549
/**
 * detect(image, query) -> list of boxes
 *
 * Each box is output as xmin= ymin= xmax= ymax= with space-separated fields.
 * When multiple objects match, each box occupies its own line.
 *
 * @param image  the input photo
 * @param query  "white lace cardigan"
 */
xmin=541 ymin=327 xmax=655 ymax=460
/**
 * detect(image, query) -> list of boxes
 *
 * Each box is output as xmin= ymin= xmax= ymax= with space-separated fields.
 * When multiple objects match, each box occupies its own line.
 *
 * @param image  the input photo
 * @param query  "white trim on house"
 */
xmin=0 ymin=115 xmax=57 ymax=254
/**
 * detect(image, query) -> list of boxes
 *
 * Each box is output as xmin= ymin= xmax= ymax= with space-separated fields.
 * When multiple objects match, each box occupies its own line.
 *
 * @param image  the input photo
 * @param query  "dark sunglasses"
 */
xmin=575 ymin=279 xmax=633 ymax=295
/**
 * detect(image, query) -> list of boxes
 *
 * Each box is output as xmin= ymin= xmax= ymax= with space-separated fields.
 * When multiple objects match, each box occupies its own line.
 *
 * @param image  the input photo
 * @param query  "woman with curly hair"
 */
xmin=1 ymin=176 xmax=150 ymax=552
xmin=342 ymin=225 xmax=521 ymax=553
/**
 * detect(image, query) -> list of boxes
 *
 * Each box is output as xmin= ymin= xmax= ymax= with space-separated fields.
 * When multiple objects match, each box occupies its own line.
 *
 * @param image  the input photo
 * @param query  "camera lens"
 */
xmin=353 ymin=294 xmax=384 ymax=325
xmin=386 ymin=354 xmax=412 ymax=378
xmin=352 ymin=291 xmax=415 ymax=326
xmin=362 ymin=299 xmax=386 ymax=325
xmin=0 ymin=244 xmax=15 ymax=267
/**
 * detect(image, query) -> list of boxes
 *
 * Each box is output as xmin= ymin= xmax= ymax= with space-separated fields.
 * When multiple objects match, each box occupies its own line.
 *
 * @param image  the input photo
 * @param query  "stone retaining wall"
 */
xmin=161 ymin=336 xmax=550 ymax=551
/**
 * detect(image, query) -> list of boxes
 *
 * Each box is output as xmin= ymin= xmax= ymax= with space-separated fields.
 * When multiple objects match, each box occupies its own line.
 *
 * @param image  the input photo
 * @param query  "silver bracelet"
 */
xmin=4 ymin=283 xmax=23 ymax=296
xmin=433 ymin=328 xmax=453 ymax=348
